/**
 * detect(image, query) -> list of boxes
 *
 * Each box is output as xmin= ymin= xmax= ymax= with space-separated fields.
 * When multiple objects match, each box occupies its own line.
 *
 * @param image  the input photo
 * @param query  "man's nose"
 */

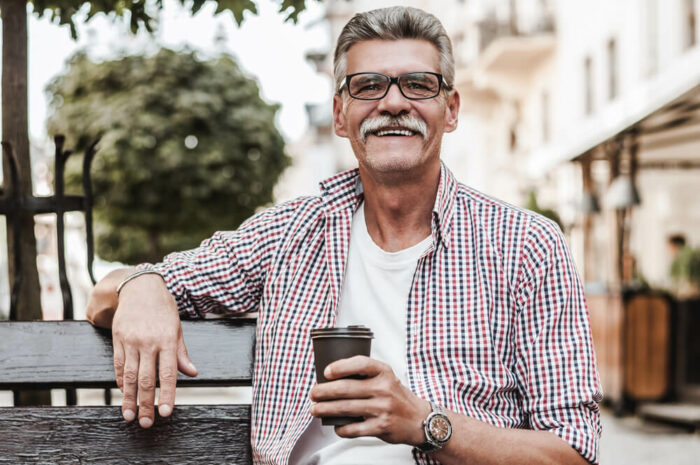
xmin=376 ymin=82 xmax=411 ymax=114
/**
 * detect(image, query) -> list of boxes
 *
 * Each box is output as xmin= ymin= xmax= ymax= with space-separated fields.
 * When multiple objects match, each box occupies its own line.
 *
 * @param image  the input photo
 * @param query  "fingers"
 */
xmin=309 ymin=357 xmax=422 ymax=445
xmin=113 ymin=340 xmax=125 ymax=393
xmin=334 ymin=417 xmax=388 ymax=440
xmin=324 ymin=356 xmax=385 ymax=381
xmin=310 ymin=378 xmax=371 ymax=402
xmin=176 ymin=337 xmax=198 ymax=377
xmin=137 ymin=350 xmax=157 ymax=428
xmin=118 ymin=339 xmax=186 ymax=425
xmin=157 ymin=349 xmax=178 ymax=418
xmin=121 ymin=346 xmax=139 ymax=422
xmin=310 ymin=398 xmax=377 ymax=419
xmin=314 ymin=400 xmax=416 ymax=445
xmin=110 ymin=274 xmax=184 ymax=428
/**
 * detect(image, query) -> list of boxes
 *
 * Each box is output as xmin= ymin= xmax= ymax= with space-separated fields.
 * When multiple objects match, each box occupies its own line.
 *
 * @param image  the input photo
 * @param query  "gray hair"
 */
xmin=333 ymin=6 xmax=455 ymax=93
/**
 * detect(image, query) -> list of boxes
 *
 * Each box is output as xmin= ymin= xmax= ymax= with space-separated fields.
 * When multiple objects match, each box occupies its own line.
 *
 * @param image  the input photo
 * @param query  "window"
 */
xmin=584 ymin=56 xmax=594 ymax=116
xmin=607 ymin=38 xmax=618 ymax=100
xmin=685 ymin=0 xmax=697 ymax=49
xmin=542 ymin=90 xmax=550 ymax=142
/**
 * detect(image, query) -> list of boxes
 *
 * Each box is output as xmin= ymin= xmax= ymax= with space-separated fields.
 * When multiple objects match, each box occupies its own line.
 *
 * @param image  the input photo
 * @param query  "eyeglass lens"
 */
xmin=348 ymin=73 xmax=441 ymax=100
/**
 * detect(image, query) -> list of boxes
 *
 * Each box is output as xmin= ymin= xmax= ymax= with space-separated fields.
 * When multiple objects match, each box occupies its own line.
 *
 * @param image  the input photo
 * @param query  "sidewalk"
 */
xmin=600 ymin=408 xmax=700 ymax=465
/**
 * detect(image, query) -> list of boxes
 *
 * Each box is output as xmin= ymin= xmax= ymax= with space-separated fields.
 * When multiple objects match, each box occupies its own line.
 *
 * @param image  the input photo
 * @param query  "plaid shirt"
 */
xmin=150 ymin=163 xmax=602 ymax=465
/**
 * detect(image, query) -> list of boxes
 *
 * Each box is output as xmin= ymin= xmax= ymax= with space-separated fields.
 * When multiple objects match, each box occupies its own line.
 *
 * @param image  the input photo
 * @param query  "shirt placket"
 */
xmin=278 ymin=207 xmax=354 ymax=465
xmin=406 ymin=235 xmax=445 ymax=465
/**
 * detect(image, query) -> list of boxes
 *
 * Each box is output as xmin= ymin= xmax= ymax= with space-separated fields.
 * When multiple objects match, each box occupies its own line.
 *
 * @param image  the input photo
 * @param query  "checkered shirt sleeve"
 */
xmin=513 ymin=216 xmax=603 ymax=463
xmin=141 ymin=200 xmax=298 ymax=318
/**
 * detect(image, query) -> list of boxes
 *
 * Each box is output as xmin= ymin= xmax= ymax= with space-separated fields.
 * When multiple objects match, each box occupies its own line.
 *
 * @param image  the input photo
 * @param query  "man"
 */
xmin=87 ymin=7 xmax=602 ymax=465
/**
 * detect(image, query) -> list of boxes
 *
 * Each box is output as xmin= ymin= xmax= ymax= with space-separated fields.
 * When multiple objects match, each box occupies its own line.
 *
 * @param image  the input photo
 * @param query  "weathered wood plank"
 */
xmin=0 ymin=405 xmax=251 ymax=464
xmin=0 ymin=319 xmax=256 ymax=389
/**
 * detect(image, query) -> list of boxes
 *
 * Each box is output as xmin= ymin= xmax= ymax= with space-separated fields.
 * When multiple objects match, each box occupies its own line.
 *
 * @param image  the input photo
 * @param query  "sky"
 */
xmin=6 ymin=0 xmax=332 ymax=145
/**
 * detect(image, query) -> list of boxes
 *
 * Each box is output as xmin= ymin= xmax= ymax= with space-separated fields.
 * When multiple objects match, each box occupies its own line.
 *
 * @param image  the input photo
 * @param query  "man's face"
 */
xmin=333 ymin=39 xmax=460 ymax=176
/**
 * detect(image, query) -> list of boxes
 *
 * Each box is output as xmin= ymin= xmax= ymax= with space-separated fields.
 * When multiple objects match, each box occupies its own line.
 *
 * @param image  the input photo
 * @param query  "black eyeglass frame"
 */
xmin=339 ymin=72 xmax=450 ymax=100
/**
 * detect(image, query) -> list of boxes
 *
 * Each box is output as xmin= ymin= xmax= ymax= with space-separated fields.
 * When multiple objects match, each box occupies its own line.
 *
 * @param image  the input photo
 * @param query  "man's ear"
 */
xmin=443 ymin=89 xmax=460 ymax=133
xmin=333 ymin=94 xmax=349 ymax=138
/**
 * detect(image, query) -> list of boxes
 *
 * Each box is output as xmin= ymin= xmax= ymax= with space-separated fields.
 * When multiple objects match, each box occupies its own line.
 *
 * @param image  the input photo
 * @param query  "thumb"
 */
xmin=177 ymin=337 xmax=198 ymax=377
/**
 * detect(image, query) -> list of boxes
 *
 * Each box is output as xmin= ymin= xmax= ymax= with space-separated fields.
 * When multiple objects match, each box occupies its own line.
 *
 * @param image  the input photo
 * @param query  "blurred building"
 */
xmin=515 ymin=0 xmax=700 ymax=418
xmin=289 ymin=0 xmax=700 ymax=422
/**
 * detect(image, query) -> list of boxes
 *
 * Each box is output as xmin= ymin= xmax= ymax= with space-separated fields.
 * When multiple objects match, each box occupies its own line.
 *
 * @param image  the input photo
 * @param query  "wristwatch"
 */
xmin=415 ymin=401 xmax=452 ymax=452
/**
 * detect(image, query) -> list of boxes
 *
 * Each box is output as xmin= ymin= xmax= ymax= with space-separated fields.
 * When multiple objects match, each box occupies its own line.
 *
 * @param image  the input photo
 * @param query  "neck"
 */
xmin=359 ymin=161 xmax=440 ymax=252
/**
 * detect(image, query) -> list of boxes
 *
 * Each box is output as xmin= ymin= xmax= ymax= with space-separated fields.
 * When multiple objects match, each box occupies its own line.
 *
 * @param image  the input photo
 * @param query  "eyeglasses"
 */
xmin=339 ymin=72 xmax=449 ymax=100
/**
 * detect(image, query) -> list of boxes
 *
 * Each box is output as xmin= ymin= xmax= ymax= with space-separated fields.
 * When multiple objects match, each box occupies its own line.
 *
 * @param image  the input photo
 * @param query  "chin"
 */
xmin=363 ymin=153 xmax=425 ymax=173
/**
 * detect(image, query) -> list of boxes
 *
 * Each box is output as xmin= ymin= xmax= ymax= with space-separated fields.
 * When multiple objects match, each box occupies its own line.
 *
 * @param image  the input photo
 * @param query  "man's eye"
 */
xmin=406 ymin=82 xmax=430 ymax=90
xmin=352 ymin=80 xmax=386 ymax=95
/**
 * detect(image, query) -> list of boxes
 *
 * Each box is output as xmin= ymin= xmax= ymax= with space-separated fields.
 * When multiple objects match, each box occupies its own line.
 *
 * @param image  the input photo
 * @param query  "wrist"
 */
xmin=414 ymin=401 xmax=453 ymax=453
xmin=410 ymin=398 xmax=433 ymax=446
xmin=86 ymin=268 xmax=135 ymax=327
xmin=116 ymin=269 xmax=165 ymax=297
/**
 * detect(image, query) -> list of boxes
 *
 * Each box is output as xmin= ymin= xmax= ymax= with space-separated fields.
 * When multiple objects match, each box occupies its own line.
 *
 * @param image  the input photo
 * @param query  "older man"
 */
xmin=87 ymin=6 xmax=601 ymax=465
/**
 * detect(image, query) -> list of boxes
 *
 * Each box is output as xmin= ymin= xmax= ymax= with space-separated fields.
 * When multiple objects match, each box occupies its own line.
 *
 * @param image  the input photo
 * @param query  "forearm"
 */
xmin=85 ymin=267 xmax=136 ymax=328
xmin=433 ymin=410 xmax=589 ymax=465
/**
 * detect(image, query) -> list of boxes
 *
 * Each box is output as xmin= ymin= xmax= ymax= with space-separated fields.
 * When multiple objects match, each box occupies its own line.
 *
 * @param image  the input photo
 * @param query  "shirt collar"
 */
xmin=319 ymin=161 xmax=458 ymax=249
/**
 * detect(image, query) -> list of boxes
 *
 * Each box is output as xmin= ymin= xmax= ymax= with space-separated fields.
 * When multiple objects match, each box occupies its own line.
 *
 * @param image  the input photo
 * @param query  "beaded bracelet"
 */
xmin=116 ymin=270 xmax=165 ymax=297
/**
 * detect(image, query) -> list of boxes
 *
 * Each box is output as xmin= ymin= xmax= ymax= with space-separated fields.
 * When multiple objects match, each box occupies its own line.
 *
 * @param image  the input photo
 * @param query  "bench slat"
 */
xmin=0 ymin=404 xmax=251 ymax=464
xmin=0 ymin=319 xmax=256 ymax=389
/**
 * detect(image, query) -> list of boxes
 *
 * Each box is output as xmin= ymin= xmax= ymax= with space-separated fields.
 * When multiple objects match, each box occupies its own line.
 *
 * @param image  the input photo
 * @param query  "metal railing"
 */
xmin=0 ymin=134 xmax=99 ymax=405
xmin=478 ymin=11 xmax=555 ymax=53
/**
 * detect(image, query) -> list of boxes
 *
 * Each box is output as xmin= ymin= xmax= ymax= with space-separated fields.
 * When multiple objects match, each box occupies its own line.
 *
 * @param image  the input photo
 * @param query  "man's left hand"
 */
xmin=309 ymin=355 xmax=431 ymax=445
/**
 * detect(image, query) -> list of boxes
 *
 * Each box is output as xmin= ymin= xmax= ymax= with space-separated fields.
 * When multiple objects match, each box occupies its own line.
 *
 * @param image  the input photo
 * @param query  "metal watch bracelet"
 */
xmin=415 ymin=401 xmax=453 ymax=453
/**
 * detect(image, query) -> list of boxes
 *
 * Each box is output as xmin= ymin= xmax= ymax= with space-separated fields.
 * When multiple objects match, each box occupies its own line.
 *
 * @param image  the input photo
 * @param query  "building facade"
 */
xmin=286 ymin=0 xmax=700 ymax=411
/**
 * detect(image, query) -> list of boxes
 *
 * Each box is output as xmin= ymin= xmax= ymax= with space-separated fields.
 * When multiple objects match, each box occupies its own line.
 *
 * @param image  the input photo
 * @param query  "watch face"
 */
xmin=428 ymin=415 xmax=451 ymax=442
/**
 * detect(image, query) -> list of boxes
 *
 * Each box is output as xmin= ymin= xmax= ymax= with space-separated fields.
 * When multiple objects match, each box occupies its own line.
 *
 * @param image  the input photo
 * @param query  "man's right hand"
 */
xmin=86 ymin=268 xmax=198 ymax=428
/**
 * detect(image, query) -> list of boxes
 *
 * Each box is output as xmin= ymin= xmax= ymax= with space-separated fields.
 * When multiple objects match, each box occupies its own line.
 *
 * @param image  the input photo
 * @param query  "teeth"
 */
xmin=374 ymin=129 xmax=414 ymax=137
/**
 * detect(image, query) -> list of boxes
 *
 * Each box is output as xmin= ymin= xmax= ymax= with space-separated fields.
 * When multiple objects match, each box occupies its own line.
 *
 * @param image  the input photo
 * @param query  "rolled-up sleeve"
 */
xmin=513 ymin=216 xmax=603 ymax=464
xmin=138 ymin=202 xmax=294 ymax=319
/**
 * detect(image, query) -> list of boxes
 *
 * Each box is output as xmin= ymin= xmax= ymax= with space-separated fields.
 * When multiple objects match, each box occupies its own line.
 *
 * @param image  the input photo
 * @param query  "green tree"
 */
xmin=47 ymin=48 xmax=289 ymax=264
xmin=0 ymin=0 xmax=313 ymax=326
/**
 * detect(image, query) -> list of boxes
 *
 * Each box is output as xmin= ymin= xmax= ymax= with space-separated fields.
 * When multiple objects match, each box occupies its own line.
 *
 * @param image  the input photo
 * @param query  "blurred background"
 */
xmin=0 ymin=0 xmax=699 ymax=463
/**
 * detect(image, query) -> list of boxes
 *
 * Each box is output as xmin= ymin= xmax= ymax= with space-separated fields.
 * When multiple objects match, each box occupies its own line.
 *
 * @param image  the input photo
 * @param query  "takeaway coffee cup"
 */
xmin=310 ymin=325 xmax=374 ymax=426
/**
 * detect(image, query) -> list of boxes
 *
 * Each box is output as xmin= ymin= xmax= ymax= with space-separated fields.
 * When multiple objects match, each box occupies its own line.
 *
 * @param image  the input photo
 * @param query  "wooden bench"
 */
xmin=0 ymin=319 xmax=256 ymax=464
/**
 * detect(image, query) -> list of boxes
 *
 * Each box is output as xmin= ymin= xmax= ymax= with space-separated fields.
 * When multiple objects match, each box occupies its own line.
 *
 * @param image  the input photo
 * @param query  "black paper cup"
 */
xmin=310 ymin=325 xmax=373 ymax=426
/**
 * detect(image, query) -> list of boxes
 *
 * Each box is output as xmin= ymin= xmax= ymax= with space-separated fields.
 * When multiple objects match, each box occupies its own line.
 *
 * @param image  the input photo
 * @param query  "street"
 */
xmin=600 ymin=408 xmax=700 ymax=465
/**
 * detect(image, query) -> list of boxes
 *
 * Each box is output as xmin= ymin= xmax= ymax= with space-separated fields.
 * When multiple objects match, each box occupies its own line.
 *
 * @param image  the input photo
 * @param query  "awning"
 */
xmin=527 ymin=46 xmax=700 ymax=176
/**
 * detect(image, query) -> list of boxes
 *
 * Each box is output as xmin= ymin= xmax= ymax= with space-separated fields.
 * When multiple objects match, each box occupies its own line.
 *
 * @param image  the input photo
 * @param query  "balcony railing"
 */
xmin=478 ymin=12 xmax=555 ymax=53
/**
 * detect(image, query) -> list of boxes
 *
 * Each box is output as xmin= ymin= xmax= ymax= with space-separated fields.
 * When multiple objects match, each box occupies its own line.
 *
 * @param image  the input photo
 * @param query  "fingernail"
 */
xmin=159 ymin=404 xmax=172 ymax=417
xmin=123 ymin=409 xmax=135 ymax=422
xmin=188 ymin=361 xmax=197 ymax=371
xmin=139 ymin=417 xmax=153 ymax=428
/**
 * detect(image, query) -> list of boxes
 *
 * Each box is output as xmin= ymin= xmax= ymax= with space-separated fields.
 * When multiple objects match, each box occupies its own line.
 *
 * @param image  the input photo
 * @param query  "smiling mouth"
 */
xmin=371 ymin=128 xmax=418 ymax=137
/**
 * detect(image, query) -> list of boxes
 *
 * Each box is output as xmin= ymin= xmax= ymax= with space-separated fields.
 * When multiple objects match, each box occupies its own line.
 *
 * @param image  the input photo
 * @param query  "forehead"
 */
xmin=345 ymin=39 xmax=441 ymax=76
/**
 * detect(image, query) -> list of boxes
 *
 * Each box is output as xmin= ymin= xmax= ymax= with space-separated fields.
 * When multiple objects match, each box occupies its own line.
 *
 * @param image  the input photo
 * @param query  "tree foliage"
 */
xmin=30 ymin=0 xmax=316 ymax=38
xmin=47 ymin=49 xmax=289 ymax=264
xmin=671 ymin=246 xmax=700 ymax=288
xmin=525 ymin=190 xmax=564 ymax=232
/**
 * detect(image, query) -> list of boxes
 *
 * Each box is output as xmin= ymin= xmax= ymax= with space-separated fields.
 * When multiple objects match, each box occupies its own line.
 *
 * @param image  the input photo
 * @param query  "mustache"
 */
xmin=359 ymin=114 xmax=428 ymax=141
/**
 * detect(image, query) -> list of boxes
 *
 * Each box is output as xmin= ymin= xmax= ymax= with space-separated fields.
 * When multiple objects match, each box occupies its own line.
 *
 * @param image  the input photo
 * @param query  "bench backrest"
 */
xmin=0 ymin=319 xmax=256 ymax=463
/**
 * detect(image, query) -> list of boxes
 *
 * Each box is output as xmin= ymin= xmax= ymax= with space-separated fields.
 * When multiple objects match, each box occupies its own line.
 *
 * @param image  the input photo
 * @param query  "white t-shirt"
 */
xmin=289 ymin=201 xmax=432 ymax=465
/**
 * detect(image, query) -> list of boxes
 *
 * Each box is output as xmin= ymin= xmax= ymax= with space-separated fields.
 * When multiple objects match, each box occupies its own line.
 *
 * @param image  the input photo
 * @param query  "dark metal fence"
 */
xmin=0 ymin=135 xmax=100 ymax=405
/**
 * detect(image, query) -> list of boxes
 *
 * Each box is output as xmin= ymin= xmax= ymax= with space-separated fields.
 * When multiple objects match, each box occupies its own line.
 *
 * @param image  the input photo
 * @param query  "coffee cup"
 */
xmin=310 ymin=325 xmax=373 ymax=425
